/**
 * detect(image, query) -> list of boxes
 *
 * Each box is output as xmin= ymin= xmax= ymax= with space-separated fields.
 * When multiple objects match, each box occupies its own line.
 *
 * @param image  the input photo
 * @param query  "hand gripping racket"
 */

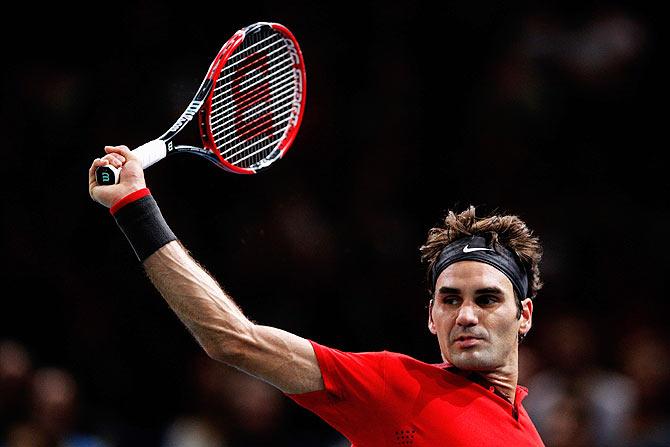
xmin=95 ymin=22 xmax=306 ymax=185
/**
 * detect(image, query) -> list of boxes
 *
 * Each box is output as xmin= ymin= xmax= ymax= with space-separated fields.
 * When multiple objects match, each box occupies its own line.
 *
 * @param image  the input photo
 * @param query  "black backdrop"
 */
xmin=1 ymin=1 xmax=664 ymax=445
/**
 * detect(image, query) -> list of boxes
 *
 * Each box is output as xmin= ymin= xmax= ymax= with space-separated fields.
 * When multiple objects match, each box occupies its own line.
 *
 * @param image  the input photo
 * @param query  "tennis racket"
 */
xmin=95 ymin=22 xmax=306 ymax=185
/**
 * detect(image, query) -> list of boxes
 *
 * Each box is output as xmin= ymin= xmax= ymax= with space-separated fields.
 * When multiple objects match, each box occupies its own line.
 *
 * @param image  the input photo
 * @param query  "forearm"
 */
xmin=143 ymin=240 xmax=323 ymax=393
xmin=99 ymin=182 xmax=322 ymax=393
xmin=143 ymin=240 xmax=254 ymax=361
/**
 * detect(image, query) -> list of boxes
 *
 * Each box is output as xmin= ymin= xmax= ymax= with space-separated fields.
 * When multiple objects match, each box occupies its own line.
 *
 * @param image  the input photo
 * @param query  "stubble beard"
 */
xmin=448 ymin=346 xmax=500 ymax=371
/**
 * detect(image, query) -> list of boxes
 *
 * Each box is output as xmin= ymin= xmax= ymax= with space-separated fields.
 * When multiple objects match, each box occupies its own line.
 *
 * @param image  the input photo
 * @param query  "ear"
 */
xmin=519 ymin=298 xmax=533 ymax=337
xmin=428 ymin=299 xmax=437 ymax=335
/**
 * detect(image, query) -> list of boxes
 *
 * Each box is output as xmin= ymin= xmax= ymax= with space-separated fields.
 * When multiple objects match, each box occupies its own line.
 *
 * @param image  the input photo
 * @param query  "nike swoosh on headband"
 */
xmin=462 ymin=245 xmax=495 ymax=253
xmin=430 ymin=235 xmax=529 ymax=299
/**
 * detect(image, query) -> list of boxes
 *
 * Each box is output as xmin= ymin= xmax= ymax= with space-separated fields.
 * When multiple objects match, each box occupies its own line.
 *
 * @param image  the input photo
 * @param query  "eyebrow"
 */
xmin=437 ymin=286 xmax=505 ymax=295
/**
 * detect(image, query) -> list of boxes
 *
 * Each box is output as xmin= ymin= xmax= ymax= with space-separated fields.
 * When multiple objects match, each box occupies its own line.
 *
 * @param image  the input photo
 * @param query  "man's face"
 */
xmin=428 ymin=261 xmax=532 ymax=372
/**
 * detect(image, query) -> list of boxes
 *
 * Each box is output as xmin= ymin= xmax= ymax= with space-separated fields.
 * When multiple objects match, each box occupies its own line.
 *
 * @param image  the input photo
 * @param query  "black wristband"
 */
xmin=112 ymin=194 xmax=177 ymax=262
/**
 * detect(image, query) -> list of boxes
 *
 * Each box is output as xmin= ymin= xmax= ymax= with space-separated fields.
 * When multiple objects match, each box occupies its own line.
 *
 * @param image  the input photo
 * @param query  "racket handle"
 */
xmin=95 ymin=140 xmax=168 ymax=185
xmin=95 ymin=164 xmax=121 ymax=185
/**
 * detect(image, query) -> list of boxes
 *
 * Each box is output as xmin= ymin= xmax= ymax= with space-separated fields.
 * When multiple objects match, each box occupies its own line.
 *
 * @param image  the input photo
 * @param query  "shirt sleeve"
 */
xmin=284 ymin=340 xmax=388 ymax=440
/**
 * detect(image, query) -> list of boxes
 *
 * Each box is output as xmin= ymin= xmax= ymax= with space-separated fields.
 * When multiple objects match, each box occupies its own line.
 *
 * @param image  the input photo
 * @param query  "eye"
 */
xmin=441 ymin=296 xmax=461 ymax=306
xmin=475 ymin=295 xmax=499 ymax=306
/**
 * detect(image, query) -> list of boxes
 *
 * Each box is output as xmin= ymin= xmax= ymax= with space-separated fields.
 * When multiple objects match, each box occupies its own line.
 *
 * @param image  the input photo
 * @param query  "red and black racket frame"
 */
xmin=160 ymin=22 xmax=306 ymax=174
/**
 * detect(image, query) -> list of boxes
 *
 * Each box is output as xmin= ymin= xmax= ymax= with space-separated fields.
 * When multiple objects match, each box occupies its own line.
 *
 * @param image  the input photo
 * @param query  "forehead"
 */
xmin=434 ymin=261 xmax=514 ymax=295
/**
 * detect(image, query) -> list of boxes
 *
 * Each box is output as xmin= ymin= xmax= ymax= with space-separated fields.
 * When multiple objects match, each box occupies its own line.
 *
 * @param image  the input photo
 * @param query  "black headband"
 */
xmin=429 ymin=235 xmax=529 ymax=299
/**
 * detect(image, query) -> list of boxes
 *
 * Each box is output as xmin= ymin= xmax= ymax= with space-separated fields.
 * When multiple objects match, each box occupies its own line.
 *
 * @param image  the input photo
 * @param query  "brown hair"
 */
xmin=419 ymin=206 xmax=543 ymax=302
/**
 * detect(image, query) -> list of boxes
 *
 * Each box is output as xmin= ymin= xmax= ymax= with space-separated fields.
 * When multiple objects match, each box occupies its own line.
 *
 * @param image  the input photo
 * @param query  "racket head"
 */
xmin=198 ymin=22 xmax=306 ymax=174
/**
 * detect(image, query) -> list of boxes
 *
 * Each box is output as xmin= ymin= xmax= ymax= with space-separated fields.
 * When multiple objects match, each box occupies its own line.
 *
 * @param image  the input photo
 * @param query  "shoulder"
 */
xmin=309 ymin=340 xmax=448 ymax=374
xmin=377 ymin=348 xmax=450 ymax=371
xmin=308 ymin=340 xmax=389 ymax=370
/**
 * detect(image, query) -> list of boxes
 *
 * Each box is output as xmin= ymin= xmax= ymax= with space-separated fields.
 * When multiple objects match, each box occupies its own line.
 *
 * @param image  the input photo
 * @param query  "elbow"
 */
xmin=201 ymin=342 xmax=226 ymax=362
xmin=200 ymin=324 xmax=256 ymax=365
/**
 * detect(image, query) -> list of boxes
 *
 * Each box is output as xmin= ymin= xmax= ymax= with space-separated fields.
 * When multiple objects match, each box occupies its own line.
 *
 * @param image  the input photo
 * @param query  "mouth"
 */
xmin=453 ymin=336 xmax=484 ymax=348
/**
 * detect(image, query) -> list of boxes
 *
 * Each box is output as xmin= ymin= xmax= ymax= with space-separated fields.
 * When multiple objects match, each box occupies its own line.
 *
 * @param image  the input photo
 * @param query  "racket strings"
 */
xmin=209 ymin=27 xmax=302 ymax=168
xmin=220 ymin=116 xmax=295 ymax=161
xmin=210 ymin=71 xmax=294 ymax=125
xmin=224 ymin=34 xmax=278 ymax=69
xmin=216 ymin=103 xmax=296 ymax=149
xmin=213 ymin=63 xmax=294 ymax=111
xmin=212 ymin=89 xmax=296 ymax=139
xmin=211 ymin=44 xmax=294 ymax=117
xmin=214 ymin=43 xmax=290 ymax=90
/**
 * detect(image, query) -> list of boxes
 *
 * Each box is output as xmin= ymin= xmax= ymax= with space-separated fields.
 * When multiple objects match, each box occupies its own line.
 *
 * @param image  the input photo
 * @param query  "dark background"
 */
xmin=1 ymin=2 xmax=666 ymax=446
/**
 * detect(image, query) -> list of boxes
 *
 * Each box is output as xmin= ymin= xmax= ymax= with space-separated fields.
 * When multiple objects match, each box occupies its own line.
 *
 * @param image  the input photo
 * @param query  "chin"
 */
xmin=450 ymin=351 xmax=496 ymax=371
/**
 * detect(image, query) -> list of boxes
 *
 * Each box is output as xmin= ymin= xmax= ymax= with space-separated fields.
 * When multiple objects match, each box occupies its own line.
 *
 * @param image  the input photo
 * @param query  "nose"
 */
xmin=456 ymin=303 xmax=479 ymax=327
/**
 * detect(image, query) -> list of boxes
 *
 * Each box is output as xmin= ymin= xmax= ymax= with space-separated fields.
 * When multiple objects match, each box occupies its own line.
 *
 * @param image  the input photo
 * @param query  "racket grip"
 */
xmin=95 ymin=164 xmax=121 ymax=185
xmin=94 ymin=140 xmax=167 ymax=185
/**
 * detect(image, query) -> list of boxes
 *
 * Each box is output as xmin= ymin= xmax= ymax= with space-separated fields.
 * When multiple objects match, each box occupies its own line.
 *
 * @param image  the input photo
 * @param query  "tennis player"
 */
xmin=89 ymin=146 xmax=545 ymax=446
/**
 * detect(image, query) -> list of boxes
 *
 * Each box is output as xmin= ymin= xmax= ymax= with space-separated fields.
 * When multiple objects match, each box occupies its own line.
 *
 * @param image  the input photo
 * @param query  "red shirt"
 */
xmin=286 ymin=341 xmax=544 ymax=447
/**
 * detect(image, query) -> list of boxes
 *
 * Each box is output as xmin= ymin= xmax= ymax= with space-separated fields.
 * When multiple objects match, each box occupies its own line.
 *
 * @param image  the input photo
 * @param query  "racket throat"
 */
xmin=168 ymin=101 xmax=202 ymax=133
xmin=160 ymin=79 xmax=214 ymax=142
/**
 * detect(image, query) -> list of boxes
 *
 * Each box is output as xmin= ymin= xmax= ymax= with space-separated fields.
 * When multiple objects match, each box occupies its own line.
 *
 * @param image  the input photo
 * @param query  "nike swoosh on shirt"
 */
xmin=462 ymin=245 xmax=494 ymax=253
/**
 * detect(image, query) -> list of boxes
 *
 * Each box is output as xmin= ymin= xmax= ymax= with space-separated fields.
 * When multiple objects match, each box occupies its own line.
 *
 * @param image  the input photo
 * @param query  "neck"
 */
xmin=479 ymin=367 xmax=518 ymax=404
xmin=447 ymin=364 xmax=518 ymax=404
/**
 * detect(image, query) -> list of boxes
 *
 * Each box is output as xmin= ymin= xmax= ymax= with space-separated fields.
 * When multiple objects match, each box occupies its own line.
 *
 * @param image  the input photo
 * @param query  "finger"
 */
xmin=102 ymin=153 xmax=125 ymax=168
xmin=88 ymin=158 xmax=99 ymax=184
xmin=108 ymin=152 xmax=126 ymax=163
xmin=90 ymin=158 xmax=109 ymax=170
xmin=104 ymin=145 xmax=134 ymax=161
xmin=89 ymin=158 xmax=106 ymax=188
xmin=102 ymin=152 xmax=124 ymax=161
xmin=88 ymin=158 xmax=111 ymax=184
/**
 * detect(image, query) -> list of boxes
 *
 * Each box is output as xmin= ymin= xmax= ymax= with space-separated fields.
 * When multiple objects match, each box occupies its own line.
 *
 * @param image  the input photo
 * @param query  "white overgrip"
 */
xmin=133 ymin=139 xmax=167 ymax=169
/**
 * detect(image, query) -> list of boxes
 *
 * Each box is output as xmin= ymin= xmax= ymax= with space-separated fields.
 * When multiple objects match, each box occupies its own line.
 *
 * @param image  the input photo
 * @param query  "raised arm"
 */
xmin=88 ymin=146 xmax=323 ymax=394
